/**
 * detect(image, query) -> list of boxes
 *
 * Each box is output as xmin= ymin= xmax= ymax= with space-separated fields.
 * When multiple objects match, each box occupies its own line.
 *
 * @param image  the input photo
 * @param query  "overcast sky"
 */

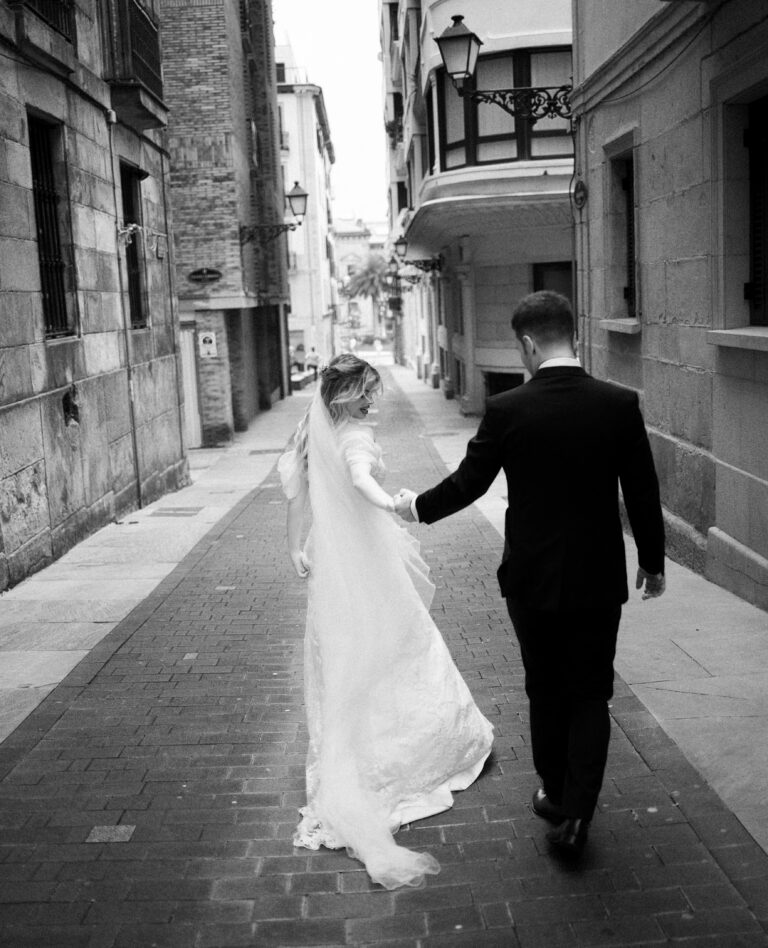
xmin=272 ymin=0 xmax=388 ymax=223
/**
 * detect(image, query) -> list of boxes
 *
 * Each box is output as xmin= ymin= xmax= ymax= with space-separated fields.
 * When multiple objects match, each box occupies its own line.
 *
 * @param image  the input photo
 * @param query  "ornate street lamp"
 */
xmin=434 ymin=14 xmax=483 ymax=92
xmin=435 ymin=15 xmax=572 ymax=123
xmin=391 ymin=236 xmax=441 ymax=272
xmin=240 ymin=181 xmax=309 ymax=244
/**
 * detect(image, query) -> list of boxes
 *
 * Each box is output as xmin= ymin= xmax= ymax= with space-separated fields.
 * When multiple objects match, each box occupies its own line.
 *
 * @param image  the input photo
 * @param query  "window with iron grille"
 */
xmin=436 ymin=48 xmax=572 ymax=170
xmin=120 ymin=164 xmax=148 ymax=329
xmin=28 ymin=115 xmax=74 ymax=338
xmin=746 ymin=95 xmax=768 ymax=326
xmin=27 ymin=0 xmax=76 ymax=41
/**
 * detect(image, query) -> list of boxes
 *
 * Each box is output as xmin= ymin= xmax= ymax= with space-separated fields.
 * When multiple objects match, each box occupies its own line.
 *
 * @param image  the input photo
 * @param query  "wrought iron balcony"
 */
xmin=25 ymin=0 xmax=76 ymax=40
xmin=108 ymin=0 xmax=166 ymax=129
xmin=114 ymin=0 xmax=163 ymax=100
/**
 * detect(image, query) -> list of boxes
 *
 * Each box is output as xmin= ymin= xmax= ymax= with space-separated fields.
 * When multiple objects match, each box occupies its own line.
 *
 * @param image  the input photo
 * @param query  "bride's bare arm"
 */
xmin=287 ymin=481 xmax=310 ymax=577
xmin=349 ymin=461 xmax=395 ymax=511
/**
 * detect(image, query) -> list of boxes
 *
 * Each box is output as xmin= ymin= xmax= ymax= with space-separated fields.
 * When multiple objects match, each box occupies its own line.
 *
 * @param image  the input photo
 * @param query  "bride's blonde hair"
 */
xmin=292 ymin=353 xmax=382 ymax=461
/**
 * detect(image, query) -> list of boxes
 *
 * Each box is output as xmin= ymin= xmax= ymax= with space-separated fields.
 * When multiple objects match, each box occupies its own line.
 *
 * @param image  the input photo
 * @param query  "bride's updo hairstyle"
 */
xmin=320 ymin=353 xmax=382 ymax=424
xmin=290 ymin=353 xmax=381 ymax=464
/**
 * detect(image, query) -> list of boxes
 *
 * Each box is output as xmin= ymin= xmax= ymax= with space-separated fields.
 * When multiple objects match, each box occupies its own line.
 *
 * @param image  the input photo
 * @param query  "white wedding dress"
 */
xmin=278 ymin=390 xmax=493 ymax=889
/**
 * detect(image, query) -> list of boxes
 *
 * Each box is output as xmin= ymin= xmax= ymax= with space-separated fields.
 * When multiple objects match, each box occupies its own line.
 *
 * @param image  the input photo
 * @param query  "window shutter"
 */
xmin=622 ymin=158 xmax=637 ymax=318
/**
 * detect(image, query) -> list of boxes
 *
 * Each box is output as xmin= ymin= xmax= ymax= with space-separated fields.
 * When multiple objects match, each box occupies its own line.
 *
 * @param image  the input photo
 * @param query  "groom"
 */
xmin=395 ymin=290 xmax=665 ymax=858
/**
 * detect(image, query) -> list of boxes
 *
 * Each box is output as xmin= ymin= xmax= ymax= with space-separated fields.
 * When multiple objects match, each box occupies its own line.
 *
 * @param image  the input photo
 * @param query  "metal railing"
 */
xmin=116 ymin=0 xmax=163 ymax=100
xmin=26 ymin=0 xmax=76 ymax=41
xmin=29 ymin=117 xmax=72 ymax=338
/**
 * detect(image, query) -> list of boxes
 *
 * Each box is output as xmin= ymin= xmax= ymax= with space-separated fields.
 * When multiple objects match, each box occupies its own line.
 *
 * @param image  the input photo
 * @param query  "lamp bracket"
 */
xmin=408 ymin=257 xmax=442 ymax=273
xmin=239 ymin=221 xmax=299 ymax=245
xmin=457 ymin=83 xmax=573 ymax=123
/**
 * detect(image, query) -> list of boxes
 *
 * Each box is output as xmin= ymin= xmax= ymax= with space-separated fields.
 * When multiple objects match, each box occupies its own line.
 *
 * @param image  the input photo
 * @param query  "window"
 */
xmin=396 ymin=181 xmax=408 ymax=212
xmin=116 ymin=0 xmax=163 ymax=100
xmin=28 ymin=115 xmax=73 ymax=338
xmin=436 ymin=48 xmax=572 ymax=170
xmin=746 ymin=95 xmax=768 ymax=326
xmin=120 ymin=164 xmax=148 ymax=329
xmin=27 ymin=0 xmax=76 ymax=40
xmin=426 ymin=85 xmax=435 ymax=174
xmin=620 ymin=156 xmax=637 ymax=317
xmin=533 ymin=261 xmax=572 ymax=302
xmin=606 ymin=153 xmax=637 ymax=319
xmin=388 ymin=2 xmax=398 ymax=42
xmin=276 ymin=62 xmax=286 ymax=83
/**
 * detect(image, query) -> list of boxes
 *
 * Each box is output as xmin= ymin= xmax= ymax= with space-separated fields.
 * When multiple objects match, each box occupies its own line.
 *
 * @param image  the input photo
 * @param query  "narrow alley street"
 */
xmin=0 ymin=364 xmax=766 ymax=948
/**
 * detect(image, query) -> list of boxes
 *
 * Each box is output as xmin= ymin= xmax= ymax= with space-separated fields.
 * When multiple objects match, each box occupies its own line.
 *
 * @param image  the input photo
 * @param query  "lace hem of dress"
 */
xmin=293 ymin=807 xmax=440 ymax=890
xmin=293 ymin=807 xmax=343 ymax=851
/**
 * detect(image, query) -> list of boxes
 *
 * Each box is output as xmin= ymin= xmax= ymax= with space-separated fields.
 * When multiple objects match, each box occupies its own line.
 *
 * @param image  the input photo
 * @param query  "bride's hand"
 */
xmin=290 ymin=550 xmax=311 ymax=578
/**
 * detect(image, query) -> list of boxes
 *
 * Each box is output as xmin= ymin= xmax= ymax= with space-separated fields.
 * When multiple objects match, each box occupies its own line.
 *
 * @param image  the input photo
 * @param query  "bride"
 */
xmin=278 ymin=353 xmax=493 ymax=889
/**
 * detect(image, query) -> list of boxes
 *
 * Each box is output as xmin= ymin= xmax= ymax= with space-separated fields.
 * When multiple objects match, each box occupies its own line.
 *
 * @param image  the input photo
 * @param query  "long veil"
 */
xmin=298 ymin=386 xmax=441 ymax=888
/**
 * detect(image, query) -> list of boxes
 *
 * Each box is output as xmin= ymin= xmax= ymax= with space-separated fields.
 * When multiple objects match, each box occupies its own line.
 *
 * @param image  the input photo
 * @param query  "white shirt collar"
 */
xmin=538 ymin=357 xmax=581 ymax=369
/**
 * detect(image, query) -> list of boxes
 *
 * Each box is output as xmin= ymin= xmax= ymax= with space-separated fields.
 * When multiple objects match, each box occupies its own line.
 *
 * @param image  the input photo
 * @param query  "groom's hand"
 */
xmin=394 ymin=489 xmax=417 ymax=522
xmin=636 ymin=567 xmax=665 ymax=600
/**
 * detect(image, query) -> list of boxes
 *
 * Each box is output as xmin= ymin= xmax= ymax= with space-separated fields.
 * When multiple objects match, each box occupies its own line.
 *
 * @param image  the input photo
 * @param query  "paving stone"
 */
xmin=0 ymin=368 xmax=767 ymax=947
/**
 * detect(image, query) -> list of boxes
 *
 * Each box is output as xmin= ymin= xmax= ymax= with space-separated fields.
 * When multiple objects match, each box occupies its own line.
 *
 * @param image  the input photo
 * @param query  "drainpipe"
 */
xmin=107 ymin=109 xmax=143 ymax=509
xmin=159 ymin=148 xmax=188 ymax=459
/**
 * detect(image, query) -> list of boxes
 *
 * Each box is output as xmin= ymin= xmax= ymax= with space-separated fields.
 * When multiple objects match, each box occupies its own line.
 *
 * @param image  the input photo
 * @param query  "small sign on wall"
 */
xmin=198 ymin=331 xmax=218 ymax=358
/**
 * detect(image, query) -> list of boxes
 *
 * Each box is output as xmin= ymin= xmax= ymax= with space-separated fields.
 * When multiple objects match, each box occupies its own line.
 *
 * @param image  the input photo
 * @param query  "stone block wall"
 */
xmin=574 ymin=1 xmax=768 ymax=607
xmin=0 ymin=0 xmax=187 ymax=591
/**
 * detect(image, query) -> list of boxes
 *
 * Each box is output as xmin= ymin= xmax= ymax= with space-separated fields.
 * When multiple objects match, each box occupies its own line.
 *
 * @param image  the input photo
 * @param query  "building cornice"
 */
xmin=570 ymin=2 xmax=711 ymax=115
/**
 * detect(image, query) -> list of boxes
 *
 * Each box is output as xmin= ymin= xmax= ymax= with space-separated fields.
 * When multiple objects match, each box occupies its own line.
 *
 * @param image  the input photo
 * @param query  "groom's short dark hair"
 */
xmin=512 ymin=291 xmax=574 ymax=345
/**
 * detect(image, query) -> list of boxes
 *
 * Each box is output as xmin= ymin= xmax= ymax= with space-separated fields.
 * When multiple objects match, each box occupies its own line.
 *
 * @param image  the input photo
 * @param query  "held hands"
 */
xmin=393 ymin=488 xmax=417 ymax=523
xmin=290 ymin=549 xmax=311 ymax=579
xmin=636 ymin=567 xmax=666 ymax=600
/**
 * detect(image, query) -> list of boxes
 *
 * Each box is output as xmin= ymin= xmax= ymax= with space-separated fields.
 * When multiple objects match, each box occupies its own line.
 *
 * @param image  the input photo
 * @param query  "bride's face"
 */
xmin=346 ymin=381 xmax=378 ymax=420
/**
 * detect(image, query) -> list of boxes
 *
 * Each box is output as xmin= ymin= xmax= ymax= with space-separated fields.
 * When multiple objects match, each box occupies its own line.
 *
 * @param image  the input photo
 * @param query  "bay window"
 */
xmin=436 ymin=47 xmax=572 ymax=169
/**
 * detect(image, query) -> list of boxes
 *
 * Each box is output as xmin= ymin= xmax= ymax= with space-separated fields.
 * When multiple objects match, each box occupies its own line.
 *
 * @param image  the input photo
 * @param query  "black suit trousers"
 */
xmin=506 ymin=599 xmax=622 ymax=821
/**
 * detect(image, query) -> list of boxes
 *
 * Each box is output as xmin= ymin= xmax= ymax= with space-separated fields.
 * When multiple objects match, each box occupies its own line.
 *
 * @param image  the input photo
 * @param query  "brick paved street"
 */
xmin=1 ymin=368 xmax=767 ymax=947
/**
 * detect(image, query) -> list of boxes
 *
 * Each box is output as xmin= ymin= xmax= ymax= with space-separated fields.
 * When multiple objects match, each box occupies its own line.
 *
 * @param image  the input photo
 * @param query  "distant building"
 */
xmin=0 ymin=0 xmax=187 ymax=591
xmin=333 ymin=218 xmax=388 ymax=344
xmin=381 ymin=0 xmax=574 ymax=409
xmin=572 ymin=0 xmax=768 ymax=609
xmin=162 ymin=0 xmax=289 ymax=446
xmin=276 ymin=42 xmax=337 ymax=365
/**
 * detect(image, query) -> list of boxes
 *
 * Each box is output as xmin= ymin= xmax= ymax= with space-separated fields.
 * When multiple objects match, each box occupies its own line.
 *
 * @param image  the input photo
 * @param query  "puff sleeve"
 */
xmin=277 ymin=445 xmax=307 ymax=500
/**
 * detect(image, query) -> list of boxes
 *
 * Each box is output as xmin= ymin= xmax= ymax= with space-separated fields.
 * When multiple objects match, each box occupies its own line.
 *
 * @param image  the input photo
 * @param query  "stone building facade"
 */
xmin=571 ymin=0 xmax=768 ymax=609
xmin=0 ymin=0 xmax=187 ymax=591
xmin=161 ymin=0 xmax=289 ymax=447
xmin=381 ymin=0 xmax=575 ymax=413
xmin=276 ymin=43 xmax=337 ymax=365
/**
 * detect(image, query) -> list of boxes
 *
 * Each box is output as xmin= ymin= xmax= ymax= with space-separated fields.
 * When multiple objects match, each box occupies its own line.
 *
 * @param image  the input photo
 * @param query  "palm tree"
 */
xmin=341 ymin=252 xmax=390 ymax=315
xmin=341 ymin=253 xmax=405 ymax=361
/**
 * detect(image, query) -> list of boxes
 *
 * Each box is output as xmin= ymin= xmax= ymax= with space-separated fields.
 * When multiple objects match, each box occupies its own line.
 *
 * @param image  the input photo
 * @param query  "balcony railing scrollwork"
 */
xmin=463 ymin=84 xmax=572 ymax=123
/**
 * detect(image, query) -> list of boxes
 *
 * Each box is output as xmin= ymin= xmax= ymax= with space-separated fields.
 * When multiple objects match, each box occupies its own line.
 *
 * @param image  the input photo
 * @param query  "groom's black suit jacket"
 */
xmin=416 ymin=367 xmax=665 ymax=612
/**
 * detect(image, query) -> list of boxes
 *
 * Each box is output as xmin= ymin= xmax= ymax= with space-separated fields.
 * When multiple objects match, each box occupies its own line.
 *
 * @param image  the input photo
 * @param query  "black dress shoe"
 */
xmin=546 ymin=818 xmax=589 ymax=858
xmin=531 ymin=788 xmax=564 ymax=823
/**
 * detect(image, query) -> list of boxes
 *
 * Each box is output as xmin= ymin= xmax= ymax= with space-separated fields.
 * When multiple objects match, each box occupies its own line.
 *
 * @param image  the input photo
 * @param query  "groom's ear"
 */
xmin=522 ymin=334 xmax=536 ymax=357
